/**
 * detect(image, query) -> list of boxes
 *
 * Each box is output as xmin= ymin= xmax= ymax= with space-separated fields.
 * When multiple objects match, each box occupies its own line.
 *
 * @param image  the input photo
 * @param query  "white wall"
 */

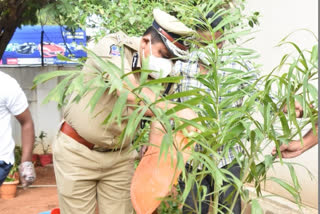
xmin=245 ymin=0 xmax=318 ymax=209
xmin=245 ymin=0 xmax=318 ymax=75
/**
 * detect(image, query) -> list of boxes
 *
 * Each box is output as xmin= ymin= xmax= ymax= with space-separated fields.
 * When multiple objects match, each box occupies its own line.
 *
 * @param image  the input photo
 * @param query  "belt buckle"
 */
xmin=92 ymin=145 xmax=112 ymax=152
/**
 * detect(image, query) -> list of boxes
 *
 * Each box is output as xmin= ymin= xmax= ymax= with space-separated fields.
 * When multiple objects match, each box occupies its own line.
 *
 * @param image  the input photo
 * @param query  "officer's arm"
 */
xmin=123 ymin=76 xmax=198 ymax=133
xmin=122 ymin=73 xmax=177 ymax=116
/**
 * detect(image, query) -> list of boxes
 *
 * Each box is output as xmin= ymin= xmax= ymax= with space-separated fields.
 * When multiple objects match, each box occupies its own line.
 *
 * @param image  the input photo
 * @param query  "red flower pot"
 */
xmin=32 ymin=154 xmax=39 ymax=166
xmin=39 ymin=154 xmax=53 ymax=167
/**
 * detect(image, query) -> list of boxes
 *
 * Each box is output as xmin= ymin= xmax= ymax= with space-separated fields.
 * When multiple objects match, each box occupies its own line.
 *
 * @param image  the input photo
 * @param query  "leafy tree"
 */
xmin=40 ymin=0 xmax=173 ymax=37
xmin=0 ymin=0 xmax=56 ymax=59
xmin=0 ymin=0 xmax=259 ymax=59
xmin=0 ymin=0 xmax=169 ymax=59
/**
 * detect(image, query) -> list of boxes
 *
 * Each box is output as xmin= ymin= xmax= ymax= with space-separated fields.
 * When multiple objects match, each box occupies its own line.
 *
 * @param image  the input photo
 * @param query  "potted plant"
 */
xmin=0 ymin=145 xmax=23 ymax=199
xmin=0 ymin=163 xmax=19 ymax=199
xmin=31 ymin=153 xmax=39 ymax=166
xmin=34 ymin=131 xmax=53 ymax=167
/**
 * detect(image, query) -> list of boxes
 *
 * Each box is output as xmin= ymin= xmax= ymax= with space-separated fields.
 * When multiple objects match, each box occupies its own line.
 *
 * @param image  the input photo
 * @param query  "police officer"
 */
xmin=53 ymin=8 xmax=195 ymax=214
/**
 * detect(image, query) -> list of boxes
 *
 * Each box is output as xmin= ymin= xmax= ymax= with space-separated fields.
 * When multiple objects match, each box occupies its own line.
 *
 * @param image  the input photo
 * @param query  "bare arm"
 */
xmin=123 ymin=73 xmax=196 ymax=119
xmin=272 ymin=123 xmax=318 ymax=158
xmin=15 ymin=108 xmax=35 ymax=162
xmin=283 ymin=101 xmax=313 ymax=118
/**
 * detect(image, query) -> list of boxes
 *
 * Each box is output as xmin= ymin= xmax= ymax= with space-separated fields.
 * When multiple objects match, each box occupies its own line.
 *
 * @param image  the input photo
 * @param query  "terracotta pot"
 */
xmin=0 ymin=180 xmax=19 ymax=199
xmin=32 ymin=154 xmax=39 ymax=166
xmin=39 ymin=154 xmax=53 ymax=166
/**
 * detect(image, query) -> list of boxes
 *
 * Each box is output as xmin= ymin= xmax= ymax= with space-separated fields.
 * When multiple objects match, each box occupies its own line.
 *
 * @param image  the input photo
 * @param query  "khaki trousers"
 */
xmin=53 ymin=132 xmax=137 ymax=214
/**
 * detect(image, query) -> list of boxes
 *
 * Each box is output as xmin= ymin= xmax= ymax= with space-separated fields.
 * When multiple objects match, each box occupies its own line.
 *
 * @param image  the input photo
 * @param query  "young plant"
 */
xmin=5 ymin=163 xmax=19 ymax=182
xmin=32 ymin=1 xmax=317 ymax=214
xmin=35 ymin=131 xmax=49 ymax=154
xmin=14 ymin=146 xmax=22 ymax=166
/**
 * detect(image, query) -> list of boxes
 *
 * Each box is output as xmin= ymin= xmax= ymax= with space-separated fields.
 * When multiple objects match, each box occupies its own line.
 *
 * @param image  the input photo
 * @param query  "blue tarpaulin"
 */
xmin=1 ymin=25 xmax=87 ymax=65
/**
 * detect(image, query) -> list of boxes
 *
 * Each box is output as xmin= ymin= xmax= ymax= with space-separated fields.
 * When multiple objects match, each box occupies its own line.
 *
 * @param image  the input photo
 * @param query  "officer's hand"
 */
xmin=19 ymin=161 xmax=36 ymax=188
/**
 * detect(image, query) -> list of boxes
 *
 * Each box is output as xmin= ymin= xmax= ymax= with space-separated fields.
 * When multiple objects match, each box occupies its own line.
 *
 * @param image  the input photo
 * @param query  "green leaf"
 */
xmin=263 ymin=155 xmax=274 ymax=170
xmin=165 ymin=97 xmax=203 ymax=116
xmin=251 ymin=199 xmax=263 ymax=214
xmin=222 ymin=121 xmax=245 ymax=141
xmin=86 ymin=86 xmax=107 ymax=113
xmin=155 ymin=89 xmax=202 ymax=103
xmin=263 ymin=100 xmax=271 ymax=132
xmin=129 ymin=16 xmax=136 ymax=25
xmin=307 ymin=83 xmax=318 ymax=103
xmin=310 ymin=45 xmax=318 ymax=63
xmin=278 ymin=111 xmax=290 ymax=137
xmin=57 ymin=53 xmax=74 ymax=62
xmin=42 ymin=74 xmax=75 ymax=106
xmin=124 ymin=107 xmax=140 ymax=138
xmin=287 ymin=42 xmax=308 ymax=71
xmin=248 ymin=20 xmax=253 ymax=28
xmin=86 ymin=49 xmax=123 ymax=89
xmin=139 ymin=76 xmax=182 ymax=86
xmin=159 ymin=133 xmax=172 ymax=161
xmin=113 ymin=91 xmax=129 ymax=126
xmin=32 ymin=70 xmax=78 ymax=89
xmin=176 ymin=151 xmax=185 ymax=170
xmin=287 ymin=163 xmax=301 ymax=191
xmin=65 ymin=73 xmax=85 ymax=95
xmin=249 ymin=130 xmax=256 ymax=156
xmin=270 ymin=177 xmax=300 ymax=203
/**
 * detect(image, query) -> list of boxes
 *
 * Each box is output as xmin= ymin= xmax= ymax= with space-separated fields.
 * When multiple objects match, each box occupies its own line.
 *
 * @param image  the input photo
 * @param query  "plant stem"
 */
xmin=212 ymin=181 xmax=219 ymax=214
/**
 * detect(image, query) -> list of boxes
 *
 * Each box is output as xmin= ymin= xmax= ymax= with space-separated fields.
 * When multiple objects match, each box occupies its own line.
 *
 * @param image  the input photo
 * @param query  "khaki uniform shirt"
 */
xmin=63 ymin=32 xmax=141 ymax=149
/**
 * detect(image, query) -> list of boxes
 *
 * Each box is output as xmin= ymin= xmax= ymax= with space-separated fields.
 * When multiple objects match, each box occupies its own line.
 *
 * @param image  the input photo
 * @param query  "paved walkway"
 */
xmin=0 ymin=187 xmax=59 ymax=214
xmin=0 ymin=165 xmax=59 ymax=214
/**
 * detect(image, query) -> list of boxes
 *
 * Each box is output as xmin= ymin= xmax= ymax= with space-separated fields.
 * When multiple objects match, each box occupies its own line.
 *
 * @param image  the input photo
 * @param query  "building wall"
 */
xmin=245 ymin=0 xmax=318 ymax=209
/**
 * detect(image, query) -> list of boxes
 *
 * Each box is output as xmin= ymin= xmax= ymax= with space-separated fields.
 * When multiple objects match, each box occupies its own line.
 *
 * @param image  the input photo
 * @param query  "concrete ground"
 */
xmin=0 ymin=165 xmax=59 ymax=214
xmin=0 ymin=165 xmax=317 ymax=214
xmin=243 ymin=186 xmax=318 ymax=214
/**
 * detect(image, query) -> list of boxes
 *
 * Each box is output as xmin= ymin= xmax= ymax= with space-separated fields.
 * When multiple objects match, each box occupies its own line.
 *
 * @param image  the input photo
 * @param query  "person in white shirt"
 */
xmin=0 ymin=71 xmax=36 ymax=186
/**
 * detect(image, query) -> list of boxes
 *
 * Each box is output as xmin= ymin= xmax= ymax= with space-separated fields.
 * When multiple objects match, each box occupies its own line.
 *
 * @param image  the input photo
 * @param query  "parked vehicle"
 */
xmin=15 ymin=42 xmax=37 ymax=54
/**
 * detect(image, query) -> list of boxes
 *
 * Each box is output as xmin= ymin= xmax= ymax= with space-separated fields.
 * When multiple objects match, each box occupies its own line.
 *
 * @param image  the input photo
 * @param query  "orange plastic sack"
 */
xmin=131 ymin=129 xmax=191 ymax=214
